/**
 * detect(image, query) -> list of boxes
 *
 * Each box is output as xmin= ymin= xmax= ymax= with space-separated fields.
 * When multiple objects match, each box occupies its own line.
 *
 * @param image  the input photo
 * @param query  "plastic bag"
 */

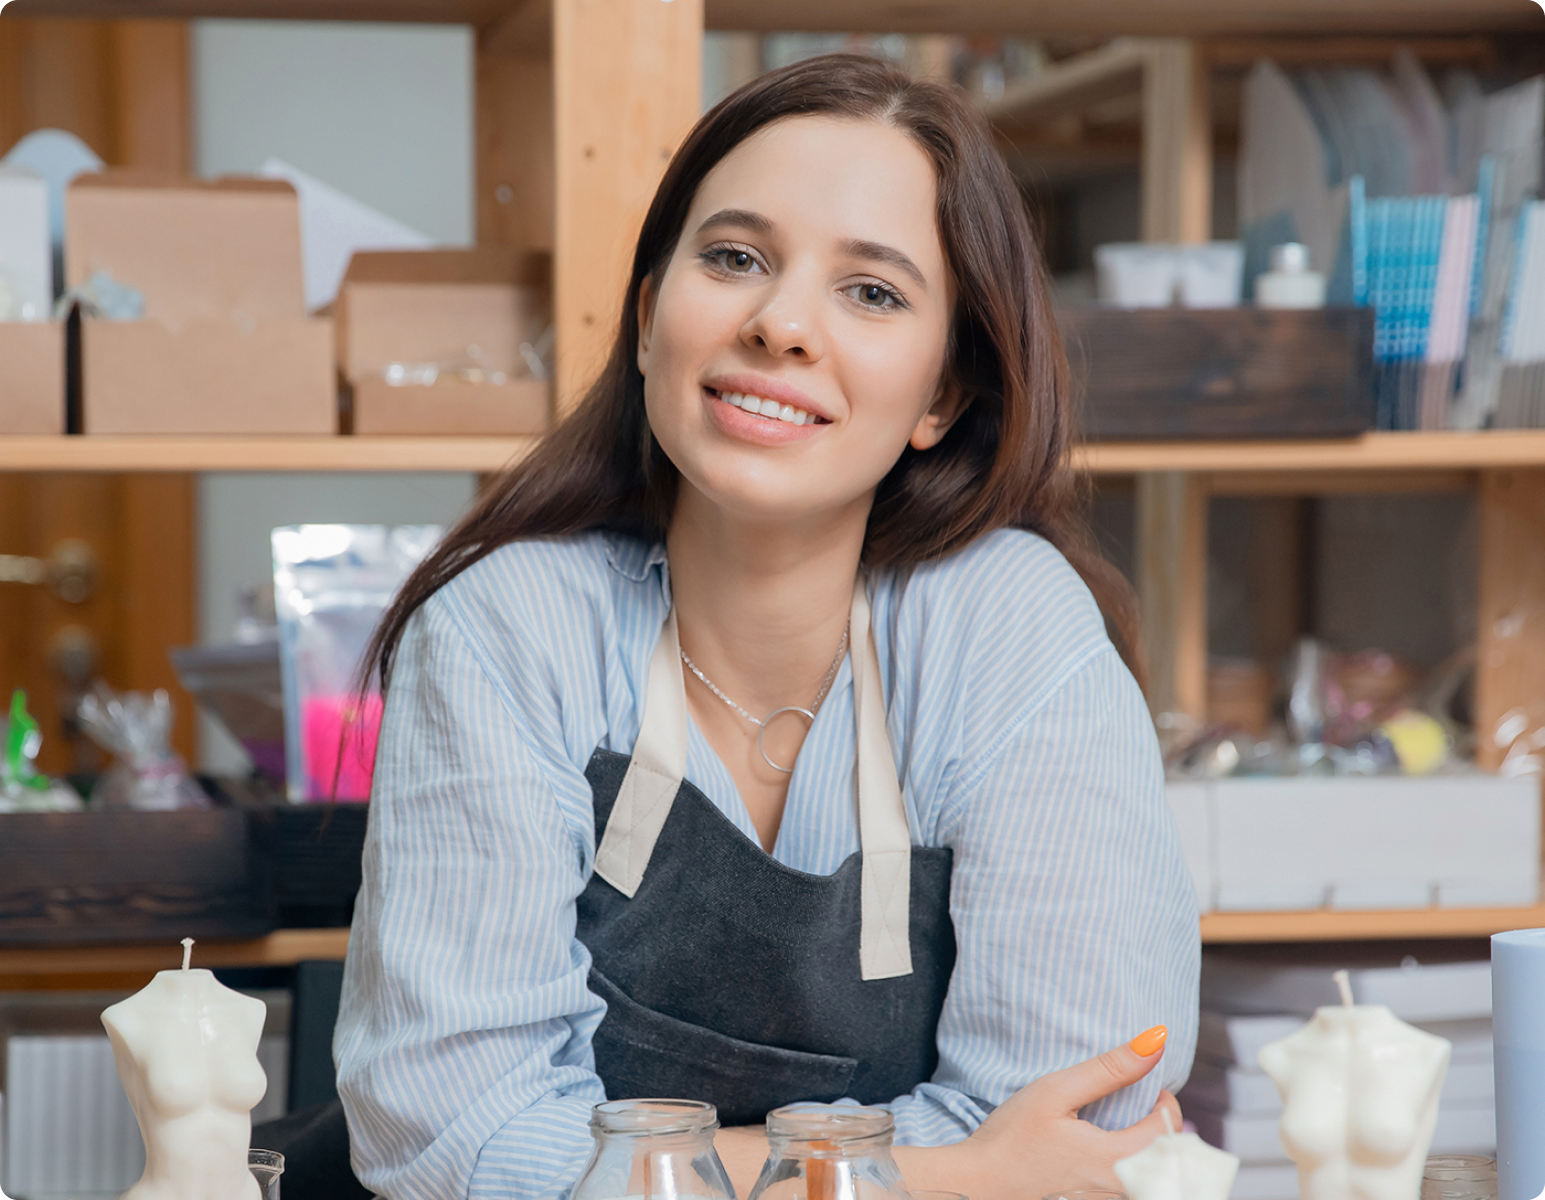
xmin=0 ymin=689 xmax=83 ymax=812
xmin=75 ymin=682 xmax=207 ymax=810
xmin=272 ymin=524 xmax=441 ymax=802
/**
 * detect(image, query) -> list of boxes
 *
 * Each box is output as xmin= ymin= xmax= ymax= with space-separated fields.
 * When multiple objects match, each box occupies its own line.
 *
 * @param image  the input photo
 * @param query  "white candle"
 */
xmin=102 ymin=938 xmax=269 ymax=1200
xmin=1258 ymin=970 xmax=1451 ymax=1200
xmin=1114 ymin=1110 xmax=1240 ymax=1200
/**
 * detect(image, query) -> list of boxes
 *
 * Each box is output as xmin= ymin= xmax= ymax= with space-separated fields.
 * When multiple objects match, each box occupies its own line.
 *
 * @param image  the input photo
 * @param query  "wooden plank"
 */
xmin=553 ymin=0 xmax=702 ymax=411
xmin=1136 ymin=471 xmax=1208 ymax=719
xmin=1079 ymin=432 xmax=1545 ymax=475
xmin=981 ymin=39 xmax=1148 ymax=129
xmin=1142 ymin=39 xmax=1211 ymax=244
xmin=480 ymin=0 xmax=548 ymax=55
xmin=1207 ymin=469 xmax=1473 ymax=495
xmin=1203 ymin=35 xmax=1498 ymax=69
xmin=0 ymin=435 xmax=538 ymax=472
xmin=108 ymin=20 xmax=190 ymax=172
xmin=118 ymin=474 xmax=197 ymax=763
xmin=476 ymin=50 xmax=555 ymax=253
xmin=0 ymin=928 xmax=349 ymax=983
xmin=1475 ymin=470 xmax=1545 ymax=773
xmin=1243 ymin=496 xmax=1305 ymax=667
xmin=5 ymin=0 xmax=511 ymax=22
xmin=1202 ymin=902 xmax=1545 ymax=944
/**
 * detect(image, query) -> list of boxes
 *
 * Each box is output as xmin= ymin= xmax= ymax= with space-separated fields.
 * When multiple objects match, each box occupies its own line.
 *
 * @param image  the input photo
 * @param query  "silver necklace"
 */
xmin=680 ymin=622 xmax=850 ymax=775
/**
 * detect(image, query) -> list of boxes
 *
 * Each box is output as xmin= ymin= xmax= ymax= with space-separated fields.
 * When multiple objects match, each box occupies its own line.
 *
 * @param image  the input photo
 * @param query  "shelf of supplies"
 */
xmin=1201 ymin=903 xmax=1545 ymax=943
xmin=0 ymin=434 xmax=538 ymax=473
xmin=5 ymin=0 xmax=1538 ymax=34
xmin=0 ymin=928 xmax=350 ymax=983
xmin=9 ymin=431 xmax=1545 ymax=475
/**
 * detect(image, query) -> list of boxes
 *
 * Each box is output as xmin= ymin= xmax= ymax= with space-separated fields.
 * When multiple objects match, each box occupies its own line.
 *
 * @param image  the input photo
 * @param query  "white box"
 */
xmin=1191 ymin=1100 xmax=1494 ymax=1164
xmin=0 ymin=167 xmax=51 ymax=319
xmin=1182 ymin=1056 xmax=1494 ymax=1116
xmin=1205 ymin=775 xmax=1540 ymax=911
xmin=1166 ymin=780 xmax=1213 ymax=912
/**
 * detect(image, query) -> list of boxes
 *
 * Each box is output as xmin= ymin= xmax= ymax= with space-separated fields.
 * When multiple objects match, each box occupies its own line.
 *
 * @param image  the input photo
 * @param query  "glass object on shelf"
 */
xmin=1041 ymin=1191 xmax=1128 ymax=1200
xmin=572 ymin=1099 xmax=735 ymax=1200
xmin=1421 ymin=1155 xmax=1496 ymax=1200
xmin=250 ymin=1148 xmax=285 ymax=1200
xmin=747 ymin=1104 xmax=908 ymax=1200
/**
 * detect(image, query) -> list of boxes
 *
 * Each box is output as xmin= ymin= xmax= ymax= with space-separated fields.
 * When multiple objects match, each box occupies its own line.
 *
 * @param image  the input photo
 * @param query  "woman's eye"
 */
xmin=702 ymin=246 xmax=763 ymax=275
xmin=848 ymin=282 xmax=902 ymax=309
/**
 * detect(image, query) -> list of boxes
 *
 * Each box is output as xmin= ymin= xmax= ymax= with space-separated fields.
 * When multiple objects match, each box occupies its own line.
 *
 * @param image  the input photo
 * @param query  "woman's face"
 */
xmin=638 ymin=115 xmax=959 ymax=529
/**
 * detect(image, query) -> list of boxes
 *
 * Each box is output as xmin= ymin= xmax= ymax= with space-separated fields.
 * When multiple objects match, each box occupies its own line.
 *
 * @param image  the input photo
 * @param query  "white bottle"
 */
xmin=1255 ymin=242 xmax=1327 ymax=309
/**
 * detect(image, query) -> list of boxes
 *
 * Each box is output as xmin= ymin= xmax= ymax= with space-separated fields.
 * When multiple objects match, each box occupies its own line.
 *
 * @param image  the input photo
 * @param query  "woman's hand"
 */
xmin=895 ymin=1026 xmax=1181 ymax=1200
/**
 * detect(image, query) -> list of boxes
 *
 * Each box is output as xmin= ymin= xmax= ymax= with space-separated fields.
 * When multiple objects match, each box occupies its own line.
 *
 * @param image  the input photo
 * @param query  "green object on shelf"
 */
xmin=3 ymin=689 xmax=52 ymax=793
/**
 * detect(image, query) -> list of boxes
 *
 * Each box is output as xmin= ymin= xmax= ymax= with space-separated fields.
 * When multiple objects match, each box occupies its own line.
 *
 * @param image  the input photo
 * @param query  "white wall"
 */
xmin=193 ymin=19 xmax=474 ymax=243
xmin=191 ymin=21 xmax=479 ymax=772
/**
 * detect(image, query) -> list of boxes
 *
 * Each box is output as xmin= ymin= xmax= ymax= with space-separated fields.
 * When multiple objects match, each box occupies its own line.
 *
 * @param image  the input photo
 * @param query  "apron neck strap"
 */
xmin=594 ymin=577 xmax=914 ymax=981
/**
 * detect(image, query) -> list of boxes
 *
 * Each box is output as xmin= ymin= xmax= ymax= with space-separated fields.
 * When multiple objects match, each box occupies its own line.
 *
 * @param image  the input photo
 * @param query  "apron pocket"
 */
xmin=588 ymin=967 xmax=859 ymax=1126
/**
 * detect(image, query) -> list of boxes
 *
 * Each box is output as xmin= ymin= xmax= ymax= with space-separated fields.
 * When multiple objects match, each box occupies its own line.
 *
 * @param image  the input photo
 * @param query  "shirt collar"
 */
xmin=602 ymin=531 xmax=668 ymax=585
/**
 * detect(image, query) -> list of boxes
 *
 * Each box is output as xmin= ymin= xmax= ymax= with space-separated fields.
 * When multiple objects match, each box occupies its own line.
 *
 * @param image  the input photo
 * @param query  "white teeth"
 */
xmin=717 ymin=390 xmax=818 ymax=427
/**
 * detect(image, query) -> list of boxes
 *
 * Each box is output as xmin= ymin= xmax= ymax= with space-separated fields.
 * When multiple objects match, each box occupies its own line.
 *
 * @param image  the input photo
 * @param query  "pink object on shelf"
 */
xmin=301 ymin=693 xmax=383 ymax=801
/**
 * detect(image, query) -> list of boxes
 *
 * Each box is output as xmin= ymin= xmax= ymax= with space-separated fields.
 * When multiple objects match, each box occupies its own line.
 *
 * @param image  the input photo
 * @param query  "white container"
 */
xmin=1166 ymin=780 xmax=1213 ymax=912
xmin=1166 ymin=775 xmax=1541 ymax=913
xmin=1255 ymin=242 xmax=1327 ymax=309
xmin=1096 ymin=242 xmax=1179 ymax=307
xmin=1179 ymin=242 xmax=1246 ymax=308
xmin=0 ymin=168 xmax=51 ymax=320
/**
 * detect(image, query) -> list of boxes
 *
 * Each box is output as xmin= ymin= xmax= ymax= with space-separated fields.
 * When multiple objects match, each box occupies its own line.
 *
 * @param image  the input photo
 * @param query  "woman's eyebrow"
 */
xmin=696 ymin=208 xmax=774 ymax=236
xmin=841 ymin=238 xmax=927 ymax=290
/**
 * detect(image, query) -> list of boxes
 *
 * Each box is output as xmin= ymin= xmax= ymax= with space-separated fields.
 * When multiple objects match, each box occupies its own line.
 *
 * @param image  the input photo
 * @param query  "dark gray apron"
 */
xmin=575 ymin=582 xmax=957 ymax=1126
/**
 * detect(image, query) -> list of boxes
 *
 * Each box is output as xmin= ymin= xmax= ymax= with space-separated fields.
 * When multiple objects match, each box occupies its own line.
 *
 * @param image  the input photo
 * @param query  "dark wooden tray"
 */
xmin=1059 ymin=306 xmax=1376 ymax=441
xmin=0 ymin=808 xmax=273 ymax=946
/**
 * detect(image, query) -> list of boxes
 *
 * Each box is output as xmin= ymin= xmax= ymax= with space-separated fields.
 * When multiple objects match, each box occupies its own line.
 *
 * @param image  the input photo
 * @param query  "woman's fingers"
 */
xmin=1030 ymin=1026 xmax=1170 ymax=1117
xmin=1101 ymin=1089 xmax=1185 ymax=1160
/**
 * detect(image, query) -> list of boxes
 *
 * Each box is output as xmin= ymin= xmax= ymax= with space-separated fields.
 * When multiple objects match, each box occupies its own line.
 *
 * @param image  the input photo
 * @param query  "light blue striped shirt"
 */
xmin=335 ymin=528 xmax=1199 ymax=1200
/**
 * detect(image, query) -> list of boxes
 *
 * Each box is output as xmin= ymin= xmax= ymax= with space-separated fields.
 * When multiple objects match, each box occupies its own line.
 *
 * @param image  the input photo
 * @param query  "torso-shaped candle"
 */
xmin=101 ymin=942 xmax=268 ymax=1200
xmin=1258 ymin=989 xmax=1450 ymax=1200
xmin=1114 ymin=1125 xmax=1240 ymax=1200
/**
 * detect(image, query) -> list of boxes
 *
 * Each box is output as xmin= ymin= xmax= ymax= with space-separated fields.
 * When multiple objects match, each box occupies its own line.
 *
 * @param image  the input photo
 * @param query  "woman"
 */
xmin=335 ymin=53 xmax=1199 ymax=1200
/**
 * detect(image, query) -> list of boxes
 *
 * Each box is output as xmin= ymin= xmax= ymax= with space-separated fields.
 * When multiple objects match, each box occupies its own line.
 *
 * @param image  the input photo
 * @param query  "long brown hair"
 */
xmin=364 ymin=53 xmax=1142 ymax=694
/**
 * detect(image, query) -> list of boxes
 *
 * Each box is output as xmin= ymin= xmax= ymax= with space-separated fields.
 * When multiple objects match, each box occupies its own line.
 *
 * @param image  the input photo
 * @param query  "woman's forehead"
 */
xmin=685 ymin=116 xmax=944 ymax=273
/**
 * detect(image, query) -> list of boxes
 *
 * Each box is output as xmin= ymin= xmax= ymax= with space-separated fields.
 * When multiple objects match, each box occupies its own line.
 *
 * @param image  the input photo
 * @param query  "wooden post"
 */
xmin=552 ymin=0 xmax=702 ymax=411
xmin=1476 ymin=470 xmax=1545 ymax=772
xmin=1132 ymin=40 xmax=1211 ymax=720
xmin=1136 ymin=471 xmax=1208 ymax=719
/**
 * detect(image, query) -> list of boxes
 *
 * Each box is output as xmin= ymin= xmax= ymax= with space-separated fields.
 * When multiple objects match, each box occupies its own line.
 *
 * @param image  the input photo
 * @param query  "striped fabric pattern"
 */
xmin=335 ymin=528 xmax=1200 ymax=1200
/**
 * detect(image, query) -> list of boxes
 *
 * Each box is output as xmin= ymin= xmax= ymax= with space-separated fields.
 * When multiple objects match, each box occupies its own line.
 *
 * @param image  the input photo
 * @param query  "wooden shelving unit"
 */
xmin=3 ymin=0 xmax=1543 ymax=964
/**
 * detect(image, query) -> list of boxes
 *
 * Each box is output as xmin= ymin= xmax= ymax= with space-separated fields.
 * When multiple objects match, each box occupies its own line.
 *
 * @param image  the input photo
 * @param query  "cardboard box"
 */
xmin=65 ymin=173 xmax=334 ymax=434
xmin=0 ymin=321 xmax=64 ymax=434
xmin=336 ymin=248 xmax=551 ymax=435
xmin=1168 ymin=774 xmax=1541 ymax=912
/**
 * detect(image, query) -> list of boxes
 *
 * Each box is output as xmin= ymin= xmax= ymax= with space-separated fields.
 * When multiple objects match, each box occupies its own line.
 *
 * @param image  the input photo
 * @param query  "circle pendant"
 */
xmin=757 ymin=706 xmax=816 ymax=774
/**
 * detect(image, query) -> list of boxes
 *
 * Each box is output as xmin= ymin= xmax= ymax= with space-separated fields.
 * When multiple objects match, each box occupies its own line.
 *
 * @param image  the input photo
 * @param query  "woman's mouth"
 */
xmin=708 ymin=388 xmax=829 ymax=427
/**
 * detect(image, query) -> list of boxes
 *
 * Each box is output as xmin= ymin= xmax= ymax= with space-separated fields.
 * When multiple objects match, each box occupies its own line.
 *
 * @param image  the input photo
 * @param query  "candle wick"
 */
xmin=1334 ymin=968 xmax=1354 ymax=1007
xmin=181 ymin=938 xmax=194 ymax=972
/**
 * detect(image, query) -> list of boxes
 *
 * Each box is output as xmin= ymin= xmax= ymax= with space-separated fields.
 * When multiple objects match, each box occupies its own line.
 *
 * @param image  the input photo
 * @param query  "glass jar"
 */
xmin=571 ymin=1099 xmax=736 ymax=1200
xmin=747 ymin=1104 xmax=910 ymax=1200
xmin=1422 ymin=1156 xmax=1498 ymax=1200
xmin=248 ymin=1148 xmax=284 ymax=1200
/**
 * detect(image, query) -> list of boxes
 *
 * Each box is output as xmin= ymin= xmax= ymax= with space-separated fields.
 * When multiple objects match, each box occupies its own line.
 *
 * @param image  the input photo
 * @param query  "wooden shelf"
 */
xmin=1201 ymin=904 xmax=1545 ymax=943
xmin=0 ymin=434 xmax=537 ymax=473
xmin=8 ymin=431 xmax=1545 ymax=476
xmin=7 ymin=0 xmax=1538 ymax=35
xmin=0 ymin=928 xmax=350 ymax=983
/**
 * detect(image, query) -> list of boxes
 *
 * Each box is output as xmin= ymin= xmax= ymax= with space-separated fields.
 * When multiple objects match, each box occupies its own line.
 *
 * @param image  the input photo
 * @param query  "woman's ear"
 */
xmin=636 ymin=274 xmax=658 ymax=377
xmin=909 ymin=378 xmax=970 ymax=451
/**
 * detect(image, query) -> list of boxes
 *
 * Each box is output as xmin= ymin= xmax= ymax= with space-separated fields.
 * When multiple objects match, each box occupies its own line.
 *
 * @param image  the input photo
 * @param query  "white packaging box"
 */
xmin=0 ymin=167 xmax=51 ymax=318
xmin=1182 ymin=1056 xmax=1494 ymax=1115
xmin=1197 ymin=1009 xmax=1493 ymax=1068
xmin=1191 ymin=1100 xmax=1494 ymax=1164
xmin=1167 ymin=775 xmax=1541 ymax=912
xmin=1165 ymin=780 xmax=1212 ymax=912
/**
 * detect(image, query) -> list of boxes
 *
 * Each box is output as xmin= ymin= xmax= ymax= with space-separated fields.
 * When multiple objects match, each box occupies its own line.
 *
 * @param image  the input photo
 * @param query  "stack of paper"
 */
xmin=1181 ymin=956 xmax=1495 ymax=1200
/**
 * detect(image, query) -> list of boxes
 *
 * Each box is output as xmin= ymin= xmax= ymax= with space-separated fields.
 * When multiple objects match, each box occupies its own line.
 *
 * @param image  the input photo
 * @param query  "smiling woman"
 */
xmin=325 ymin=54 xmax=1200 ymax=1200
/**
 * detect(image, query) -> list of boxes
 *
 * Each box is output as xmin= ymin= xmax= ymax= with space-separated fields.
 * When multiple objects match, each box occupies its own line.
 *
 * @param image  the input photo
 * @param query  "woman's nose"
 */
xmin=740 ymin=278 xmax=826 ymax=361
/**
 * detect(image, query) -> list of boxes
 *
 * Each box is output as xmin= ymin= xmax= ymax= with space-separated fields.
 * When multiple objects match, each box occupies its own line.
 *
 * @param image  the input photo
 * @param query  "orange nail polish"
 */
xmin=1129 ymin=1025 xmax=1167 ymax=1056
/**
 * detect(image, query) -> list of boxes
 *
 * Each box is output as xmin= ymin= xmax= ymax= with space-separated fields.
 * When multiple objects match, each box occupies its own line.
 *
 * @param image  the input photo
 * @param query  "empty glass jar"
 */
xmin=249 ymin=1148 xmax=284 ymax=1200
xmin=1422 ymin=1155 xmax=1498 ymax=1200
xmin=747 ymin=1104 xmax=910 ymax=1200
xmin=571 ymin=1099 xmax=736 ymax=1200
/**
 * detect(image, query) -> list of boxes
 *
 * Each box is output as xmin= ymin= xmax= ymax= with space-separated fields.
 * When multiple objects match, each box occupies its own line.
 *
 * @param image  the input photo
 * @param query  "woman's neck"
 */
xmin=666 ymin=483 xmax=868 ymax=720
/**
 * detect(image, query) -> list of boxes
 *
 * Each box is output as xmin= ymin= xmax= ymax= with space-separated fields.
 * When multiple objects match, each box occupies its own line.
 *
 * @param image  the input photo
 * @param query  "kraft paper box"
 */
xmin=336 ymin=248 xmax=551 ymax=435
xmin=0 ymin=321 xmax=65 ymax=434
xmin=65 ymin=173 xmax=334 ymax=434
